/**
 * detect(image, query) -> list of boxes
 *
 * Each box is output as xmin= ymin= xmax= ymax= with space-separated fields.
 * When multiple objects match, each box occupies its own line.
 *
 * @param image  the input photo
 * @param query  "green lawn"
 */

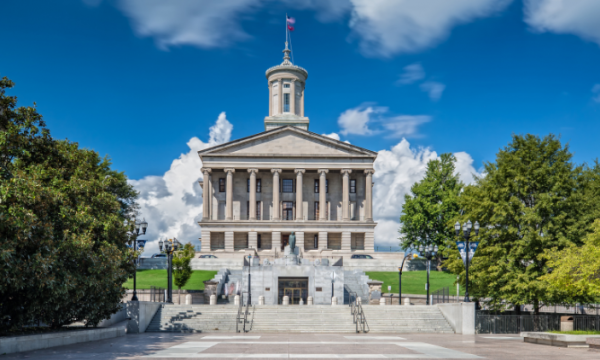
xmin=366 ymin=271 xmax=465 ymax=296
xmin=548 ymin=330 xmax=600 ymax=335
xmin=123 ymin=270 xmax=217 ymax=290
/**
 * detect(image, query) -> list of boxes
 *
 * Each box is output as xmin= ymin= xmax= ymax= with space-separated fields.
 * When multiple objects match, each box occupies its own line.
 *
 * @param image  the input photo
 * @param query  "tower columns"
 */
xmin=290 ymin=80 xmax=296 ymax=115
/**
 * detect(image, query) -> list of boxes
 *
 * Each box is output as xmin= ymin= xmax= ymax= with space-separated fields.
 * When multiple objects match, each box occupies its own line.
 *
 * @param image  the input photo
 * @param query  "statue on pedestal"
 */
xmin=289 ymin=231 xmax=296 ymax=252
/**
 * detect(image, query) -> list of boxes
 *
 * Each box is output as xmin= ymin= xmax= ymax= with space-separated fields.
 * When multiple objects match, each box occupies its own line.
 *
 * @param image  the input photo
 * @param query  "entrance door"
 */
xmin=278 ymin=277 xmax=308 ymax=305
xmin=281 ymin=234 xmax=289 ymax=252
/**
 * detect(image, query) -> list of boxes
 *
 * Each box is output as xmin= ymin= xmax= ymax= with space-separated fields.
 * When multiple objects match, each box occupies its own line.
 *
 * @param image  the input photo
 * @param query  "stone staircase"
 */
xmin=249 ymin=305 xmax=357 ymax=333
xmin=146 ymin=305 xmax=240 ymax=333
xmin=361 ymin=305 xmax=454 ymax=333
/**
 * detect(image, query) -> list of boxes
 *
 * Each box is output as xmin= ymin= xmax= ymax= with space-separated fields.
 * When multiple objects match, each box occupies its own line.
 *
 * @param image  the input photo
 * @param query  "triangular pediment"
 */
xmin=198 ymin=126 xmax=376 ymax=157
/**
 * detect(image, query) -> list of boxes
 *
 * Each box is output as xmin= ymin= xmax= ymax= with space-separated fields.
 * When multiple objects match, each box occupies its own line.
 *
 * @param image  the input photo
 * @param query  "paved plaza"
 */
xmin=3 ymin=332 xmax=597 ymax=359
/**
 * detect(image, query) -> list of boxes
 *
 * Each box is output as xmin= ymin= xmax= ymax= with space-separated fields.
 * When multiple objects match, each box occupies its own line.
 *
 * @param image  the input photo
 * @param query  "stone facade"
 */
xmin=197 ymin=43 xmax=378 ymax=261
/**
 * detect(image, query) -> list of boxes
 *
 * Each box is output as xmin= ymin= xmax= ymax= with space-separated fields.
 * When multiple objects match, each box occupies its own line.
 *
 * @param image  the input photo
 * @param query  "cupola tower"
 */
xmin=264 ymin=42 xmax=309 ymax=131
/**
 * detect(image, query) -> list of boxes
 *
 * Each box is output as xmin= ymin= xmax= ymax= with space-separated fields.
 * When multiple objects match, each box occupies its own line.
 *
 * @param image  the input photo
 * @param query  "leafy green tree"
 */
xmin=444 ymin=134 xmax=592 ymax=313
xmin=541 ymin=219 xmax=600 ymax=302
xmin=399 ymin=153 xmax=464 ymax=270
xmin=173 ymin=243 xmax=195 ymax=302
xmin=0 ymin=77 xmax=138 ymax=332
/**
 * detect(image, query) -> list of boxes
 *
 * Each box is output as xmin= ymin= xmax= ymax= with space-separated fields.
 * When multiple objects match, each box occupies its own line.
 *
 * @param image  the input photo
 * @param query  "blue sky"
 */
xmin=2 ymin=0 xmax=600 ymax=249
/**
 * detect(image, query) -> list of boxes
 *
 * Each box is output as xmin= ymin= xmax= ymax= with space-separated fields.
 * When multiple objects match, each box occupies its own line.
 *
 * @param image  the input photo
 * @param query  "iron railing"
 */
xmin=432 ymin=287 xmax=454 ymax=305
xmin=349 ymin=291 xmax=369 ymax=333
xmin=150 ymin=286 xmax=166 ymax=302
xmin=574 ymin=315 xmax=600 ymax=331
xmin=476 ymin=314 xmax=561 ymax=334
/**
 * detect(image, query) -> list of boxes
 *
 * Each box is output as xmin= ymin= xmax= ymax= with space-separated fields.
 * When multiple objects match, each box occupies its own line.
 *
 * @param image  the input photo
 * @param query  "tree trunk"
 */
xmin=178 ymin=288 xmax=181 ymax=304
xmin=436 ymin=254 xmax=443 ymax=271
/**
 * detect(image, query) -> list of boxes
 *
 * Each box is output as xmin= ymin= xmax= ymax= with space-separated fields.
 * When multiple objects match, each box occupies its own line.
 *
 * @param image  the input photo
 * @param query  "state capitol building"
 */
xmin=197 ymin=43 xmax=378 ymax=261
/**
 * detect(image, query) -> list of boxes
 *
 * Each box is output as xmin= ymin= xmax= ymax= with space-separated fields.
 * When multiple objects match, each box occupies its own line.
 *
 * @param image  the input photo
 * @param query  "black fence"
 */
xmin=476 ymin=314 xmax=561 ymax=334
xmin=432 ymin=287 xmax=455 ymax=305
xmin=574 ymin=315 xmax=600 ymax=331
xmin=150 ymin=286 xmax=166 ymax=302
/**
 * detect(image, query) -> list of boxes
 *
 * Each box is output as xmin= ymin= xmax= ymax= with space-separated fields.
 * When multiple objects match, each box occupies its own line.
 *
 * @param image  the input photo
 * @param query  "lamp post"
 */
xmin=398 ymin=252 xmax=418 ymax=305
xmin=127 ymin=218 xmax=148 ymax=302
xmin=159 ymin=237 xmax=180 ymax=304
xmin=247 ymin=255 xmax=252 ymax=305
xmin=455 ymin=220 xmax=479 ymax=303
xmin=418 ymin=243 xmax=438 ymax=305
xmin=330 ymin=272 xmax=336 ymax=303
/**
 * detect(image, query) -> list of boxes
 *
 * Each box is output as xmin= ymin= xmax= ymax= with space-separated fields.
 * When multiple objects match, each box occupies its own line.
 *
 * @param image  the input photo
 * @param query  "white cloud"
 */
xmin=592 ymin=84 xmax=600 ymax=102
xmin=372 ymin=139 xmax=480 ymax=247
xmin=420 ymin=81 xmax=446 ymax=101
xmin=524 ymin=0 xmax=600 ymax=46
xmin=347 ymin=0 xmax=512 ymax=57
xmin=338 ymin=105 xmax=429 ymax=138
xmin=118 ymin=0 xmax=260 ymax=49
xmin=131 ymin=113 xmax=232 ymax=255
xmin=322 ymin=132 xmax=341 ymax=141
xmin=396 ymin=63 xmax=425 ymax=85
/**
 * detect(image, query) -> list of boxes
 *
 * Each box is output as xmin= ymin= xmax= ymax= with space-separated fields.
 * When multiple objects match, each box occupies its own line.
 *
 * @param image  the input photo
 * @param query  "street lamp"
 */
xmin=455 ymin=220 xmax=479 ymax=302
xmin=159 ymin=237 xmax=180 ymax=303
xmin=398 ymin=252 xmax=418 ymax=305
xmin=330 ymin=272 xmax=336 ymax=303
xmin=419 ymin=243 xmax=439 ymax=305
xmin=127 ymin=217 xmax=148 ymax=302
xmin=247 ymin=255 xmax=252 ymax=305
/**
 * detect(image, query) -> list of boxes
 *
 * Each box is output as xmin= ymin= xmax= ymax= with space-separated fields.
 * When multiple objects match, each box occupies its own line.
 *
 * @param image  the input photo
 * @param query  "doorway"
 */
xmin=281 ymin=234 xmax=289 ymax=252
xmin=278 ymin=277 xmax=308 ymax=305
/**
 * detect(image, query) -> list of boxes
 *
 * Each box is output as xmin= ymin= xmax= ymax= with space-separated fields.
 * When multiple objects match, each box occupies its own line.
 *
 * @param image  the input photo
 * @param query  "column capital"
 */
xmin=271 ymin=168 xmax=282 ymax=174
xmin=294 ymin=168 xmax=306 ymax=174
xmin=247 ymin=168 xmax=259 ymax=174
xmin=201 ymin=167 xmax=212 ymax=174
xmin=224 ymin=168 xmax=236 ymax=174
xmin=364 ymin=169 xmax=375 ymax=175
xmin=318 ymin=168 xmax=329 ymax=175
xmin=341 ymin=169 xmax=353 ymax=175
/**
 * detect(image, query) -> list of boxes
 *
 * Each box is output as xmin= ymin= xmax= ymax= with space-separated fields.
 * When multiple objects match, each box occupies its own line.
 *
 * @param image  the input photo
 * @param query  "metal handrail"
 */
xmin=242 ymin=296 xmax=251 ymax=332
xmin=355 ymin=301 xmax=370 ymax=333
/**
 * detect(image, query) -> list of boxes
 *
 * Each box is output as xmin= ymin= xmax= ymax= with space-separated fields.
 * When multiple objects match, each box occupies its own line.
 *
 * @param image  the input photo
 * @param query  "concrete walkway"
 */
xmin=1 ymin=332 xmax=597 ymax=359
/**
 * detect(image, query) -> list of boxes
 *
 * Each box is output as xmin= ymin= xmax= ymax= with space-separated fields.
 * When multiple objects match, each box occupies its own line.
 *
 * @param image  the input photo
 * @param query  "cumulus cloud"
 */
xmin=592 ymin=84 xmax=600 ymax=102
xmin=524 ymin=0 xmax=600 ymax=46
xmin=396 ymin=63 xmax=425 ymax=85
xmin=371 ymin=139 xmax=481 ymax=246
xmin=118 ymin=0 xmax=260 ymax=49
xmin=130 ymin=113 xmax=232 ymax=255
xmin=348 ymin=0 xmax=512 ymax=57
xmin=338 ymin=105 xmax=430 ymax=138
xmin=420 ymin=81 xmax=446 ymax=101
xmin=322 ymin=132 xmax=341 ymax=141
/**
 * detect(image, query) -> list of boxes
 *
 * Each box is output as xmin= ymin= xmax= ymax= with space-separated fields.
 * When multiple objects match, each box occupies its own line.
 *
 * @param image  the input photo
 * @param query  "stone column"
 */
xmin=290 ymin=80 xmax=296 ymax=115
xmin=341 ymin=169 xmax=352 ymax=221
xmin=301 ymin=83 xmax=305 ymax=117
xmin=295 ymin=169 xmax=305 ymax=220
xmin=271 ymin=169 xmax=282 ymax=220
xmin=248 ymin=169 xmax=258 ymax=220
xmin=318 ymin=169 xmax=329 ymax=220
xmin=268 ymin=82 xmax=272 ymax=116
xmin=202 ymin=168 xmax=212 ymax=220
xmin=278 ymin=79 xmax=283 ymax=115
xmin=365 ymin=169 xmax=374 ymax=221
xmin=225 ymin=168 xmax=235 ymax=220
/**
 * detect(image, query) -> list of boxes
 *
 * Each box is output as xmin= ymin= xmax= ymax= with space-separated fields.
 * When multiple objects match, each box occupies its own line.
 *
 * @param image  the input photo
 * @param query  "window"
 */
xmin=283 ymin=93 xmax=290 ymax=112
xmin=256 ymin=201 xmax=261 ymax=220
xmin=283 ymin=83 xmax=290 ymax=88
xmin=326 ymin=179 xmax=329 ymax=193
xmin=314 ymin=179 xmax=319 ymax=193
xmin=350 ymin=179 xmax=356 ymax=193
xmin=314 ymin=201 xmax=319 ymax=220
xmin=219 ymin=178 xmax=225 ymax=192
xmin=247 ymin=178 xmax=262 ymax=193
xmin=283 ymin=201 xmax=294 ymax=220
xmin=314 ymin=234 xmax=318 ymax=249
xmin=257 ymin=234 xmax=262 ymax=249
xmin=282 ymin=179 xmax=293 ymax=193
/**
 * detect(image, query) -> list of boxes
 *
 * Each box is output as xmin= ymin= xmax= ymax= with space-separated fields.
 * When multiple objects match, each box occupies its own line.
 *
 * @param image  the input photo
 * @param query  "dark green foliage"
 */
xmin=399 ymin=153 xmax=464 ymax=269
xmin=444 ymin=134 xmax=594 ymax=313
xmin=0 ymin=77 xmax=138 ymax=333
xmin=173 ymin=243 xmax=194 ymax=291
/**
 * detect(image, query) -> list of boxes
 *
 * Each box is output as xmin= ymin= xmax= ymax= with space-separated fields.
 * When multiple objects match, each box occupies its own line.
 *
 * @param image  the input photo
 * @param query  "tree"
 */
xmin=0 ymin=77 xmax=138 ymax=333
xmin=444 ymin=134 xmax=592 ymax=313
xmin=540 ymin=219 xmax=600 ymax=302
xmin=399 ymin=153 xmax=464 ymax=270
xmin=172 ymin=243 xmax=195 ymax=303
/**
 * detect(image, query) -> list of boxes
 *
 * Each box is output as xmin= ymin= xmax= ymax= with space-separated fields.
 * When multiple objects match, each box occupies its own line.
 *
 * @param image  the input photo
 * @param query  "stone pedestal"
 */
xmin=234 ymin=295 xmax=240 ymax=305
xmin=332 ymin=296 xmax=338 ymax=305
xmin=203 ymin=280 xmax=219 ymax=305
xmin=283 ymin=296 xmax=289 ymax=305
xmin=299 ymin=299 xmax=304 ymax=305
xmin=307 ymin=296 xmax=313 ymax=305
xmin=404 ymin=297 xmax=411 ymax=306
xmin=210 ymin=295 xmax=216 ymax=305
xmin=357 ymin=297 xmax=362 ymax=305
xmin=259 ymin=296 xmax=265 ymax=305
xmin=380 ymin=298 xmax=386 ymax=306
xmin=185 ymin=294 xmax=192 ymax=305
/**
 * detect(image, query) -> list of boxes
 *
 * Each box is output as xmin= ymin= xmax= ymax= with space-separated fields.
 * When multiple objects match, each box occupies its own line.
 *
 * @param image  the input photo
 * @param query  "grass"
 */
xmin=365 ymin=271 xmax=465 ymax=296
xmin=123 ymin=270 xmax=217 ymax=290
xmin=548 ymin=330 xmax=600 ymax=335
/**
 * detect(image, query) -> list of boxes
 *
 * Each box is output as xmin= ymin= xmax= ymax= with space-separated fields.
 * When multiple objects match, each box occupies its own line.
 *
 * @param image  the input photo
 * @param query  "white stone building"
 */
xmin=197 ymin=43 xmax=378 ymax=261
